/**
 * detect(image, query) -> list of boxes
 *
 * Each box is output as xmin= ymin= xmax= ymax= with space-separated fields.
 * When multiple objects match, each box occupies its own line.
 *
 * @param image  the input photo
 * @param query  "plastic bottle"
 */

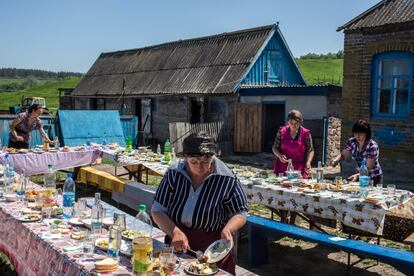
xmin=108 ymin=222 xmax=122 ymax=260
xmin=359 ymin=159 xmax=370 ymax=198
xmin=133 ymin=204 xmax=153 ymax=274
xmin=164 ymin=139 xmax=171 ymax=162
xmin=16 ymin=169 xmax=26 ymax=198
xmin=91 ymin=192 xmax=103 ymax=234
xmin=126 ymin=136 xmax=132 ymax=154
xmin=286 ymin=159 xmax=294 ymax=180
xmin=43 ymin=164 xmax=56 ymax=208
xmin=316 ymin=161 xmax=324 ymax=183
xmin=63 ymin=173 xmax=76 ymax=219
xmin=54 ymin=136 xmax=60 ymax=149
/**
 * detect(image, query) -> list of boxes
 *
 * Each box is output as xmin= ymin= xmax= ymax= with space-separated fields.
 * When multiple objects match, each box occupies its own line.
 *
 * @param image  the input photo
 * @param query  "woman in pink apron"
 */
xmin=272 ymin=110 xmax=314 ymax=223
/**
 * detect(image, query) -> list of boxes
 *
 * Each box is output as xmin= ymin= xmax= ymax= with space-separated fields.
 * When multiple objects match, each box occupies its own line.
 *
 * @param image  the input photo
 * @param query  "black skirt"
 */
xmin=8 ymin=139 xmax=29 ymax=149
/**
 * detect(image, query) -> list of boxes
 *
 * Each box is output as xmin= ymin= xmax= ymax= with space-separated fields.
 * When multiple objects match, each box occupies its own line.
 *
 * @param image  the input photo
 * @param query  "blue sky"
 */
xmin=0 ymin=0 xmax=379 ymax=73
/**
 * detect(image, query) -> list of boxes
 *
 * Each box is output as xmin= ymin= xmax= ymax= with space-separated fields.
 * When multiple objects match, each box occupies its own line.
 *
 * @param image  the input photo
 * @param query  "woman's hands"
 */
xmin=277 ymin=154 xmax=289 ymax=163
xmin=171 ymin=227 xmax=189 ymax=253
xmin=348 ymin=173 xmax=359 ymax=182
xmin=305 ymin=162 xmax=312 ymax=173
xmin=221 ymin=227 xmax=233 ymax=244
xmin=15 ymin=136 xmax=24 ymax=142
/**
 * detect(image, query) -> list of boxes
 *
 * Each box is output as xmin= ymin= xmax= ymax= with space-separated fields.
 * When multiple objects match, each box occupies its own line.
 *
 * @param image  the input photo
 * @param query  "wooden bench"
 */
xmin=247 ymin=215 xmax=414 ymax=274
xmin=77 ymin=166 xmax=133 ymax=193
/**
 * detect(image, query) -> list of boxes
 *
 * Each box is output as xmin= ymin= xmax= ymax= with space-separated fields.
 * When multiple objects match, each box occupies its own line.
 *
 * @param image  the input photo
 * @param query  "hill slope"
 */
xmin=0 ymin=76 xmax=81 ymax=114
xmin=296 ymin=58 xmax=343 ymax=85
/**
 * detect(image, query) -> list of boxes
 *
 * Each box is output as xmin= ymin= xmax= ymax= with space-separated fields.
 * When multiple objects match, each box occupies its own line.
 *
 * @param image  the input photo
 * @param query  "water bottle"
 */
xmin=133 ymin=204 xmax=153 ymax=274
xmin=91 ymin=192 xmax=103 ymax=234
xmin=286 ymin=159 xmax=294 ymax=180
xmin=16 ymin=169 xmax=26 ymax=198
xmin=164 ymin=139 xmax=171 ymax=162
xmin=108 ymin=222 xmax=122 ymax=260
xmin=316 ymin=161 xmax=324 ymax=183
xmin=63 ymin=173 xmax=76 ymax=218
xmin=54 ymin=136 xmax=60 ymax=149
xmin=359 ymin=159 xmax=370 ymax=198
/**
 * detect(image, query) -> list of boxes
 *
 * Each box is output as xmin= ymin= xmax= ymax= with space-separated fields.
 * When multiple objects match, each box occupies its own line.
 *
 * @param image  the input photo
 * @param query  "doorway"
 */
xmin=263 ymin=103 xmax=285 ymax=152
xmin=190 ymin=98 xmax=202 ymax=123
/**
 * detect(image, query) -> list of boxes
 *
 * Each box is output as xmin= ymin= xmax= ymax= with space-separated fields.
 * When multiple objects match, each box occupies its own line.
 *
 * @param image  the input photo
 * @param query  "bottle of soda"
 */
xmin=164 ymin=139 xmax=171 ymax=162
xmin=43 ymin=164 xmax=56 ymax=208
xmin=133 ymin=204 xmax=153 ymax=274
xmin=91 ymin=192 xmax=103 ymax=234
xmin=359 ymin=159 xmax=370 ymax=198
xmin=125 ymin=136 xmax=132 ymax=154
xmin=63 ymin=173 xmax=76 ymax=219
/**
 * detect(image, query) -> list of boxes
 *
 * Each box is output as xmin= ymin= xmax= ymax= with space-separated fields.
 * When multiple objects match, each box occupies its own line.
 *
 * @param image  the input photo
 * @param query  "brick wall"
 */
xmin=342 ymin=28 xmax=414 ymax=186
xmin=151 ymin=95 xmax=189 ymax=144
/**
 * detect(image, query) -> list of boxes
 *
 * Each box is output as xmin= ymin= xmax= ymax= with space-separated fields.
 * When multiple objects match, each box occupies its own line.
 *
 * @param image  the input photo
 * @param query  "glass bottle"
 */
xmin=91 ymin=192 xmax=103 ymax=234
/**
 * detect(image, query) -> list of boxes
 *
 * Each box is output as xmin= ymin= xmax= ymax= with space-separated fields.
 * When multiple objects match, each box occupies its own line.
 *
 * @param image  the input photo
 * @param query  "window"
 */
xmin=372 ymin=52 xmax=413 ymax=118
xmin=266 ymin=50 xmax=281 ymax=84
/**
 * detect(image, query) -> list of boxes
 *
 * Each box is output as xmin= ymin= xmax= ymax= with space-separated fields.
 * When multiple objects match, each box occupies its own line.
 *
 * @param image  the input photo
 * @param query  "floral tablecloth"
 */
xmin=243 ymin=182 xmax=413 ymax=235
xmin=0 ymin=192 xmax=230 ymax=276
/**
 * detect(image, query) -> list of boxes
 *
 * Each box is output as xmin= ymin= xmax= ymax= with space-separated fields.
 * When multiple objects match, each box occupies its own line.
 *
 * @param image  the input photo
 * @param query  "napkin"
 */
xmin=62 ymin=245 xmax=83 ymax=252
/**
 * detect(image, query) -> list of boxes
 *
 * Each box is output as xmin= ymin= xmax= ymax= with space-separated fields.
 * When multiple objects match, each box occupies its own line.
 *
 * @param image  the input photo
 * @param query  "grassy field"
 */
xmin=0 ymin=76 xmax=81 ymax=114
xmin=296 ymin=58 xmax=343 ymax=85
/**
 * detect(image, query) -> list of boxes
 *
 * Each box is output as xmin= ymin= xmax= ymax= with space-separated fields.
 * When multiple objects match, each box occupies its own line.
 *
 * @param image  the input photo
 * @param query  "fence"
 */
xmin=169 ymin=121 xmax=233 ymax=155
xmin=0 ymin=114 xmax=138 ymax=148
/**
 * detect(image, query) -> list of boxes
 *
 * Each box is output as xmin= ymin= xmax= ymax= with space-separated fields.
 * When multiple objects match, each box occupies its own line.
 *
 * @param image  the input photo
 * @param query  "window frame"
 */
xmin=371 ymin=51 xmax=413 ymax=119
xmin=265 ymin=50 xmax=281 ymax=84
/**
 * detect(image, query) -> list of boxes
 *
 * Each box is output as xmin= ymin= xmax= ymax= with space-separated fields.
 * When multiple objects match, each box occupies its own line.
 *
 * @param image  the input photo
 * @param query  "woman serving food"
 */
xmin=151 ymin=132 xmax=248 ymax=274
xmin=8 ymin=104 xmax=53 ymax=149
xmin=332 ymin=119 xmax=383 ymax=184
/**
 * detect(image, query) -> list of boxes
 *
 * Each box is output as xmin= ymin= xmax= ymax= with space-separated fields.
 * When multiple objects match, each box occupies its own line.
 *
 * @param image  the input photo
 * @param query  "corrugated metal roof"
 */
xmin=338 ymin=0 xmax=414 ymax=31
xmin=72 ymin=25 xmax=276 ymax=96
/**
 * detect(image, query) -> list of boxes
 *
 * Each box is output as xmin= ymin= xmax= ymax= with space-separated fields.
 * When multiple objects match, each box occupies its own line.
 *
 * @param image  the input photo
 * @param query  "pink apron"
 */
xmin=273 ymin=125 xmax=311 ymax=179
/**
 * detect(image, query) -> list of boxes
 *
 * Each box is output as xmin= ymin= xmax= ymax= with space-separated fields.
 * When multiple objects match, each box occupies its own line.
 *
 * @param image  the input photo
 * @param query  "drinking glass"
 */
xmin=376 ymin=183 xmax=383 ymax=194
xmin=387 ymin=184 xmax=396 ymax=196
xmin=82 ymin=233 xmax=96 ymax=257
xmin=113 ymin=213 xmax=126 ymax=231
xmin=369 ymin=180 xmax=374 ymax=191
xmin=160 ymin=246 xmax=176 ymax=276
xmin=278 ymin=173 xmax=284 ymax=178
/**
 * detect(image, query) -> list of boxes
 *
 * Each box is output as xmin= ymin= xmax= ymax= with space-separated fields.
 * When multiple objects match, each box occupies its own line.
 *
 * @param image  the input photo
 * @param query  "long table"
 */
xmin=0 ymin=187 xmax=230 ymax=275
xmin=2 ymin=148 xmax=102 ymax=176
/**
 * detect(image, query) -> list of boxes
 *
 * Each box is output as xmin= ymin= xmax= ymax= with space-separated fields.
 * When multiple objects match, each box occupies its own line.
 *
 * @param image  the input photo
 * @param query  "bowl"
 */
xmin=286 ymin=170 xmax=302 ymax=179
xmin=4 ymin=194 xmax=17 ymax=202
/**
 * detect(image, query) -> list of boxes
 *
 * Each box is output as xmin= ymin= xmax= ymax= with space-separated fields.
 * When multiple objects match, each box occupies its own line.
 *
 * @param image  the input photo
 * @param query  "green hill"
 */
xmin=296 ymin=58 xmax=343 ymax=85
xmin=0 ymin=76 xmax=81 ymax=114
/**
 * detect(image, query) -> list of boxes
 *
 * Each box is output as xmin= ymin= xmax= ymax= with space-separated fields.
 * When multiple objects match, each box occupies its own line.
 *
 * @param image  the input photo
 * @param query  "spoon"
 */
xmin=187 ymin=247 xmax=203 ymax=258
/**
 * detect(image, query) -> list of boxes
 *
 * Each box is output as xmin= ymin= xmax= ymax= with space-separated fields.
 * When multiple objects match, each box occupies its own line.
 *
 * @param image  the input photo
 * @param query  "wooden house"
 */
xmin=338 ymin=0 xmax=414 ymax=186
xmin=64 ymin=24 xmax=341 ymax=162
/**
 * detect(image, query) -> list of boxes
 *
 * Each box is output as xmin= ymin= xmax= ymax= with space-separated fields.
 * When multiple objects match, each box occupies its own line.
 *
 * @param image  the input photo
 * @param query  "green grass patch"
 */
xmin=296 ymin=58 xmax=343 ymax=85
xmin=0 ymin=76 xmax=81 ymax=114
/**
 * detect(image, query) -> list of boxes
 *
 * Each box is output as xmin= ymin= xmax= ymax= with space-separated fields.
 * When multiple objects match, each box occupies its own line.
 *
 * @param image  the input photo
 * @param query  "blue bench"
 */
xmin=247 ymin=215 xmax=414 ymax=274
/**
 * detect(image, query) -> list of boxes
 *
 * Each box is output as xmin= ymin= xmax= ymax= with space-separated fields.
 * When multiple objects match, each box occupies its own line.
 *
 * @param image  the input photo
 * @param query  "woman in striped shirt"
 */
xmin=151 ymin=132 xmax=248 ymax=274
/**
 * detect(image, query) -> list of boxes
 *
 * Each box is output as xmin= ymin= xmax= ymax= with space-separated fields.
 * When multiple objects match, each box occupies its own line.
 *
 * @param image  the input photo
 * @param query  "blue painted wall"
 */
xmin=0 ymin=113 xmax=138 ymax=148
xmin=241 ymin=29 xmax=306 ymax=86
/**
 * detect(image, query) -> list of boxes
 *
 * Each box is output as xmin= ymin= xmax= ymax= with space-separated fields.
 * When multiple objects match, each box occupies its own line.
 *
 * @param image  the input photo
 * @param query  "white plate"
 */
xmin=204 ymin=239 xmax=232 ymax=264
xmin=95 ymin=238 xmax=131 ymax=256
xmin=68 ymin=217 xmax=84 ymax=226
xmin=184 ymin=264 xmax=218 ymax=276
xmin=17 ymin=215 xmax=41 ymax=222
